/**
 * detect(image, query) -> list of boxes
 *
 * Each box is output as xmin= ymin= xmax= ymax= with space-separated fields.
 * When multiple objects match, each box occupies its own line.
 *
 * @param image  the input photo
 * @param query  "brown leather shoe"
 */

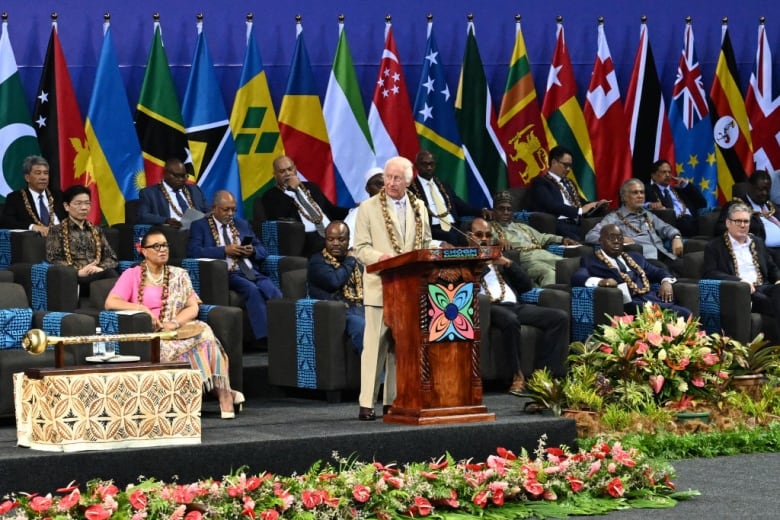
xmin=509 ymin=373 xmax=527 ymax=396
xmin=358 ymin=406 xmax=376 ymax=421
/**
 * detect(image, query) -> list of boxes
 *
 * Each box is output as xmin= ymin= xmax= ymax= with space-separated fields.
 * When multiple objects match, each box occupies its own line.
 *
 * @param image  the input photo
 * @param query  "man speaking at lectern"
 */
xmin=353 ymin=156 xmax=433 ymax=421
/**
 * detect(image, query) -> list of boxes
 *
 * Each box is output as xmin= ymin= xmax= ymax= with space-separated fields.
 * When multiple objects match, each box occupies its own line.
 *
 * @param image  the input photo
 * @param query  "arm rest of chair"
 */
xmin=673 ymin=282 xmax=700 ymax=316
xmin=527 ymin=212 xmax=557 ymax=235
xmin=682 ymin=238 xmax=707 ymax=254
xmin=537 ymin=287 xmax=571 ymax=313
xmin=193 ymin=259 xmax=230 ymax=306
xmin=31 ymin=310 xmax=98 ymax=365
xmin=11 ymin=231 xmax=46 ymax=264
xmin=696 ymin=279 xmax=753 ymax=342
xmin=8 ymin=262 xmax=79 ymax=312
xmin=201 ymin=304 xmax=244 ymax=391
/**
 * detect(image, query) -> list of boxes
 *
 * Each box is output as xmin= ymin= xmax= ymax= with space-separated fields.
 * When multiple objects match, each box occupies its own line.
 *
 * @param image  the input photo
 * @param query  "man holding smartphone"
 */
xmin=188 ymin=190 xmax=282 ymax=344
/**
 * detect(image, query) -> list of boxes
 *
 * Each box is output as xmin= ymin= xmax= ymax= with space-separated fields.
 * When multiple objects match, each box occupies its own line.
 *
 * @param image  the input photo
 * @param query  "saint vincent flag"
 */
xmin=135 ymin=21 xmax=190 ymax=187
xmin=498 ymin=17 xmax=549 ymax=187
xmin=709 ymin=22 xmax=752 ymax=201
xmin=85 ymin=20 xmax=144 ymax=226
xmin=0 ymin=18 xmax=40 ymax=201
xmin=33 ymin=21 xmax=100 ymax=223
xmin=541 ymin=21 xmax=597 ymax=201
xmin=230 ymin=19 xmax=284 ymax=218
xmin=183 ymin=21 xmax=242 ymax=216
xmin=278 ymin=23 xmax=337 ymax=202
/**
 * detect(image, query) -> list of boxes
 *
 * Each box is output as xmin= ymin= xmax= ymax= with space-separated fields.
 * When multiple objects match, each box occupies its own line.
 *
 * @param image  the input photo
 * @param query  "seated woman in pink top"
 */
xmin=105 ymin=228 xmax=243 ymax=419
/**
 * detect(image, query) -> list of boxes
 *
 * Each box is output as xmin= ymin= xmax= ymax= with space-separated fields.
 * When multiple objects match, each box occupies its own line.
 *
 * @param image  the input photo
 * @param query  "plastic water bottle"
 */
xmin=93 ymin=326 xmax=106 ymax=356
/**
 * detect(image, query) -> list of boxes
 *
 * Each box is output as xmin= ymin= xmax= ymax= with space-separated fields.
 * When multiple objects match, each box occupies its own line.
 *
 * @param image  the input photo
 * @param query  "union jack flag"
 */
xmin=746 ymin=21 xmax=780 ymax=172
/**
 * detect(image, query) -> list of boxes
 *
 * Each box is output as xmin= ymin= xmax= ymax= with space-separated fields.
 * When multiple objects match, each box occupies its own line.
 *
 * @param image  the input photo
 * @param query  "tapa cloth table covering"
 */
xmin=14 ymin=367 xmax=202 ymax=452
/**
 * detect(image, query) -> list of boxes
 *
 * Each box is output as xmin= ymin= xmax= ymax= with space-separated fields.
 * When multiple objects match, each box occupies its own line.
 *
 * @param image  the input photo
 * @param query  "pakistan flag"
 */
xmin=0 ymin=20 xmax=41 ymax=202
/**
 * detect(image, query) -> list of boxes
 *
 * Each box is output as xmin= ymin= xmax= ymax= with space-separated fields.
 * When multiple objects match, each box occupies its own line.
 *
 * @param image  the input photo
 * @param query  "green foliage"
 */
xmin=729 ymin=333 xmax=780 ymax=375
xmin=600 ymin=404 xmax=633 ymax=431
xmin=526 ymin=367 xmax=565 ymax=415
xmin=563 ymin=364 xmax=604 ymax=412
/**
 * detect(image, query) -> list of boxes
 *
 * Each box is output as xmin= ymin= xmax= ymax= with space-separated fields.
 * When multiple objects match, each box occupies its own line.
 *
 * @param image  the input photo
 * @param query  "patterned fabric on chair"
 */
xmin=8 ymin=262 xmax=80 ymax=312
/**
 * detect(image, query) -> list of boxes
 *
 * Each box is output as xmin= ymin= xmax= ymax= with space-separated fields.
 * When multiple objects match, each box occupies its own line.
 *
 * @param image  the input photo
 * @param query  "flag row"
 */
xmin=1 ymin=16 xmax=777 ymax=226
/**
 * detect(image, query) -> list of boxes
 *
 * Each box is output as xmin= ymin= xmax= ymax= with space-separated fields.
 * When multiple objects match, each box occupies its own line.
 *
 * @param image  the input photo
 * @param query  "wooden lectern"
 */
xmin=367 ymin=246 xmax=499 ymax=425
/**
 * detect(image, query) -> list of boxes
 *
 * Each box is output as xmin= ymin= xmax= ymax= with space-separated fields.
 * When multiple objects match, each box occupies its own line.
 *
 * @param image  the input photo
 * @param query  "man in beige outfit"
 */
xmin=353 ymin=156 xmax=432 ymax=421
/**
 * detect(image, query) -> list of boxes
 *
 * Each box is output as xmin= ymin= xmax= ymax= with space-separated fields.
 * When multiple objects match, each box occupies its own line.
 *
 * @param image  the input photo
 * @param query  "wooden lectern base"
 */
xmin=383 ymin=405 xmax=495 ymax=425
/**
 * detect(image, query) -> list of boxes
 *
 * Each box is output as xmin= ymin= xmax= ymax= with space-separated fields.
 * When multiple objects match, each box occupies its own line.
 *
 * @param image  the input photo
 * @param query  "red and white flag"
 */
xmin=624 ymin=21 xmax=675 ymax=181
xmin=583 ymin=22 xmax=632 ymax=204
xmin=367 ymin=22 xmax=418 ymax=166
xmin=746 ymin=21 xmax=780 ymax=172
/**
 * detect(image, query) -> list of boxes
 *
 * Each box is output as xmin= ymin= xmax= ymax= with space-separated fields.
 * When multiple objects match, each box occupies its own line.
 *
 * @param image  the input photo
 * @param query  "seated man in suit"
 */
xmin=45 ymin=185 xmax=118 ymax=297
xmin=586 ymin=178 xmax=685 ymax=275
xmin=344 ymin=168 xmax=384 ymax=249
xmin=704 ymin=202 xmax=780 ymax=338
xmin=137 ymin=158 xmax=209 ymax=228
xmin=409 ymin=150 xmax=490 ymax=245
xmin=308 ymin=221 xmax=364 ymax=355
xmin=261 ymin=154 xmax=349 ymax=257
xmin=470 ymin=217 xmax=569 ymax=395
xmin=645 ymin=159 xmax=707 ymax=237
xmin=1 ymin=155 xmax=65 ymax=236
xmin=188 ymin=190 xmax=282 ymax=343
xmin=528 ymin=145 xmax=610 ymax=240
xmin=490 ymin=190 xmax=580 ymax=287
xmin=573 ymin=224 xmax=690 ymax=318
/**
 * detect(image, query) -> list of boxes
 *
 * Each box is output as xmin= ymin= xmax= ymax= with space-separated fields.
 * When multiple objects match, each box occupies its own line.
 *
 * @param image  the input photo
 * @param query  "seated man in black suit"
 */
xmin=188 ymin=190 xmax=282 ymax=344
xmin=307 ymin=221 xmax=364 ymax=355
xmin=470 ymin=217 xmax=569 ymax=395
xmin=528 ymin=145 xmax=609 ymax=240
xmin=409 ymin=150 xmax=490 ymax=245
xmin=261 ymin=154 xmax=349 ymax=257
xmin=704 ymin=202 xmax=780 ymax=338
xmin=137 ymin=158 xmax=209 ymax=228
xmin=573 ymin=224 xmax=690 ymax=318
xmin=0 ymin=155 xmax=65 ymax=236
xmin=645 ymin=159 xmax=707 ymax=237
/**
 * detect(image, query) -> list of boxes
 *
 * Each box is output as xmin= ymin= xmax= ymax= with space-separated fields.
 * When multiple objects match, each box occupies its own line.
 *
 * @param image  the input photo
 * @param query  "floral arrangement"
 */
xmin=0 ymin=437 xmax=693 ymax=519
xmin=570 ymin=303 xmax=741 ymax=408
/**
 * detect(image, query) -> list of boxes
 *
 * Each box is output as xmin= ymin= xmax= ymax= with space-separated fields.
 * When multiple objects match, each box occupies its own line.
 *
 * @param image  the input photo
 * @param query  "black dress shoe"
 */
xmin=382 ymin=405 xmax=392 ymax=415
xmin=358 ymin=407 xmax=376 ymax=421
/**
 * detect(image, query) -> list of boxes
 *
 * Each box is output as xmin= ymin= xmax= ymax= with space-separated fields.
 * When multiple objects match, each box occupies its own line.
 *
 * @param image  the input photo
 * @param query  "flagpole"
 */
xmin=103 ymin=13 xmax=110 ymax=37
xmin=245 ymin=13 xmax=252 ymax=44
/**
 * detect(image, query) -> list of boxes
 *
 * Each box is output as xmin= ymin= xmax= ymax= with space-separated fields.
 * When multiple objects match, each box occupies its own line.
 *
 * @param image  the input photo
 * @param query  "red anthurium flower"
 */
xmin=184 ymin=511 xmax=204 ymax=520
xmin=523 ymin=480 xmax=544 ymax=496
xmin=58 ymin=489 xmax=80 ymax=511
xmin=496 ymin=447 xmax=517 ymax=460
xmin=84 ymin=504 xmax=111 ymax=520
xmin=301 ymin=490 xmax=320 ymax=509
xmin=129 ymin=489 xmax=147 ymax=510
xmin=0 ymin=500 xmax=17 ymax=515
xmin=472 ymin=490 xmax=488 ymax=508
xmin=442 ymin=489 xmax=458 ymax=508
xmin=587 ymin=460 xmax=602 ymax=478
xmin=491 ymin=488 xmax=505 ymax=506
xmin=260 ymin=510 xmax=279 ymax=520
xmin=96 ymin=484 xmax=119 ymax=499
xmin=242 ymin=495 xmax=256 ymax=518
xmin=428 ymin=460 xmax=448 ymax=470
xmin=607 ymin=477 xmax=625 ymax=497
xmin=414 ymin=496 xmax=432 ymax=516
xmin=419 ymin=471 xmax=437 ymax=479
xmin=29 ymin=495 xmax=53 ymax=513
xmin=566 ymin=475 xmax=584 ymax=492
xmin=56 ymin=482 xmax=79 ymax=493
xmin=352 ymin=484 xmax=371 ymax=503
xmin=227 ymin=485 xmax=243 ymax=498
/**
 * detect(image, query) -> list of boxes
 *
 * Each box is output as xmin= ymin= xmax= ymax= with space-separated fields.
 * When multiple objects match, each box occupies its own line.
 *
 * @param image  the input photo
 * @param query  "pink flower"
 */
xmin=129 ymin=490 xmax=147 ymax=510
xmin=96 ymin=484 xmax=119 ymax=500
xmin=260 ymin=510 xmax=279 ymax=520
xmin=614 ymin=315 xmax=634 ymax=325
xmin=438 ymin=489 xmax=459 ymax=508
xmin=635 ymin=341 xmax=649 ymax=355
xmin=0 ymin=500 xmax=17 ymax=515
xmin=301 ymin=490 xmax=321 ymax=509
xmin=543 ymin=489 xmax=558 ymax=501
xmin=649 ymin=374 xmax=665 ymax=394
xmin=666 ymin=322 xmax=684 ymax=337
xmin=523 ymin=480 xmax=544 ymax=496
xmin=242 ymin=495 xmax=256 ymax=518
xmin=608 ymin=462 xmax=617 ymax=473
xmin=58 ymin=489 xmax=80 ymax=511
xmin=600 ymin=345 xmax=613 ymax=354
xmin=352 ymin=484 xmax=371 ymax=503
xmin=84 ymin=505 xmax=111 ymax=520
xmin=702 ymin=352 xmax=720 ymax=366
xmin=607 ymin=477 xmax=625 ymax=498
xmin=472 ymin=490 xmax=488 ymax=508
xmin=184 ymin=511 xmax=203 ymax=520
xmin=692 ymin=377 xmax=705 ymax=388
xmin=566 ymin=475 xmax=584 ymax=492
xmin=414 ymin=496 xmax=432 ymax=516
xmin=679 ymin=357 xmax=690 ymax=368
xmin=29 ymin=495 xmax=53 ymax=513
xmin=646 ymin=332 xmax=663 ymax=347
xmin=384 ymin=476 xmax=403 ymax=489
xmin=587 ymin=460 xmax=602 ymax=478
xmin=169 ymin=504 xmax=187 ymax=520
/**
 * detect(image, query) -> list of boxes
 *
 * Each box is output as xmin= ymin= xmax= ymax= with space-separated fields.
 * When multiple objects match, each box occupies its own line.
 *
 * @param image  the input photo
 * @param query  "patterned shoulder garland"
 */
xmin=615 ymin=208 xmax=654 ymax=236
xmin=507 ymin=222 xmax=543 ymax=252
xmin=21 ymin=189 xmax=55 ymax=226
xmin=722 ymin=231 xmax=763 ymax=285
xmin=379 ymin=188 xmax=424 ymax=255
xmin=595 ymin=249 xmax=650 ymax=295
xmin=546 ymin=174 xmax=582 ymax=209
xmin=138 ymin=261 xmax=171 ymax=322
xmin=481 ymin=264 xmax=507 ymax=303
xmin=159 ymin=183 xmax=195 ymax=218
xmin=206 ymin=215 xmax=241 ymax=271
xmin=280 ymin=184 xmax=324 ymax=226
xmin=490 ymin=221 xmax=507 ymax=243
xmin=321 ymin=249 xmax=363 ymax=304
xmin=62 ymin=219 xmax=102 ymax=267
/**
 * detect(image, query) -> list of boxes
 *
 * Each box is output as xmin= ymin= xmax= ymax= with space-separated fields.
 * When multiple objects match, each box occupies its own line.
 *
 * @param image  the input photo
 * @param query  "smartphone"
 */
xmin=241 ymin=236 xmax=253 ymax=246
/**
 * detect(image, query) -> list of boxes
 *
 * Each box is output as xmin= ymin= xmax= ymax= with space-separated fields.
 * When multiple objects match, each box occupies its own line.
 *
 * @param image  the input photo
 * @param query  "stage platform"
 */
xmin=0 ymin=354 xmax=577 ymax=496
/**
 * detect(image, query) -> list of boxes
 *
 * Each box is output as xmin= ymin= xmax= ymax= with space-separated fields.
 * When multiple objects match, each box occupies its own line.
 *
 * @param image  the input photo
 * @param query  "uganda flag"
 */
xmin=709 ymin=20 xmax=752 ymax=202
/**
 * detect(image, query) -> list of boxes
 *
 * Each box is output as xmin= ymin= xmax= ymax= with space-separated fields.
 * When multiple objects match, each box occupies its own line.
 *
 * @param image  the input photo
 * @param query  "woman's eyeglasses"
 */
xmin=142 ymin=243 xmax=170 ymax=251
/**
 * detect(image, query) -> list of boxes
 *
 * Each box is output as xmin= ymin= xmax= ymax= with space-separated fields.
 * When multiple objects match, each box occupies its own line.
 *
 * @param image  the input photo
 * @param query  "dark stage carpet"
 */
xmin=0 ymin=391 xmax=576 ymax=496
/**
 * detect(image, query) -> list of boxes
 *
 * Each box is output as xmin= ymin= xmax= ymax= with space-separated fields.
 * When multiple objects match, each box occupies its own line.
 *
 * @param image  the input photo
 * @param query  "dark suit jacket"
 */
xmin=260 ymin=182 xmax=348 ymax=223
xmin=137 ymin=183 xmax=209 ymax=225
xmin=572 ymin=252 xmax=672 ymax=289
xmin=307 ymin=251 xmax=361 ymax=302
xmin=408 ymin=177 xmax=483 ymax=226
xmin=645 ymin=181 xmax=707 ymax=214
xmin=0 ymin=188 xmax=66 ymax=229
xmin=702 ymin=234 xmax=780 ymax=284
xmin=528 ymin=173 xmax=584 ymax=221
xmin=187 ymin=215 xmax=269 ymax=273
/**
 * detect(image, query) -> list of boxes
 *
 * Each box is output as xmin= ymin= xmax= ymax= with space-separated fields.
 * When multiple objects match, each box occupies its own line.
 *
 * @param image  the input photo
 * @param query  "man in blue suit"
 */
xmin=188 ymin=190 xmax=281 ymax=341
xmin=572 ymin=224 xmax=691 ymax=318
xmin=137 ymin=158 xmax=209 ymax=228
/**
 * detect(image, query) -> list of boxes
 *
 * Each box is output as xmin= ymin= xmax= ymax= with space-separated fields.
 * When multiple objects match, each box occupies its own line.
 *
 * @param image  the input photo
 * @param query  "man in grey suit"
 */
xmin=353 ymin=156 xmax=433 ymax=421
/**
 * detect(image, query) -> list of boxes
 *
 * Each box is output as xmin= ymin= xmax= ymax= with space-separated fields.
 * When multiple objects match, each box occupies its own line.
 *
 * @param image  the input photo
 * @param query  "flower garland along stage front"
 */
xmin=0 ymin=437 xmax=696 ymax=519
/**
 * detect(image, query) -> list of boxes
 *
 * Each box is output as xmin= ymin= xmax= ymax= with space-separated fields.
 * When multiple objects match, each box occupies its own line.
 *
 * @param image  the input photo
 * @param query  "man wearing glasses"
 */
xmin=137 ymin=158 xmax=209 ymax=228
xmin=0 ymin=155 xmax=65 ymax=236
xmin=528 ymin=145 xmax=610 ymax=240
xmin=45 ymin=185 xmax=118 ymax=297
xmin=704 ymin=202 xmax=780 ymax=338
